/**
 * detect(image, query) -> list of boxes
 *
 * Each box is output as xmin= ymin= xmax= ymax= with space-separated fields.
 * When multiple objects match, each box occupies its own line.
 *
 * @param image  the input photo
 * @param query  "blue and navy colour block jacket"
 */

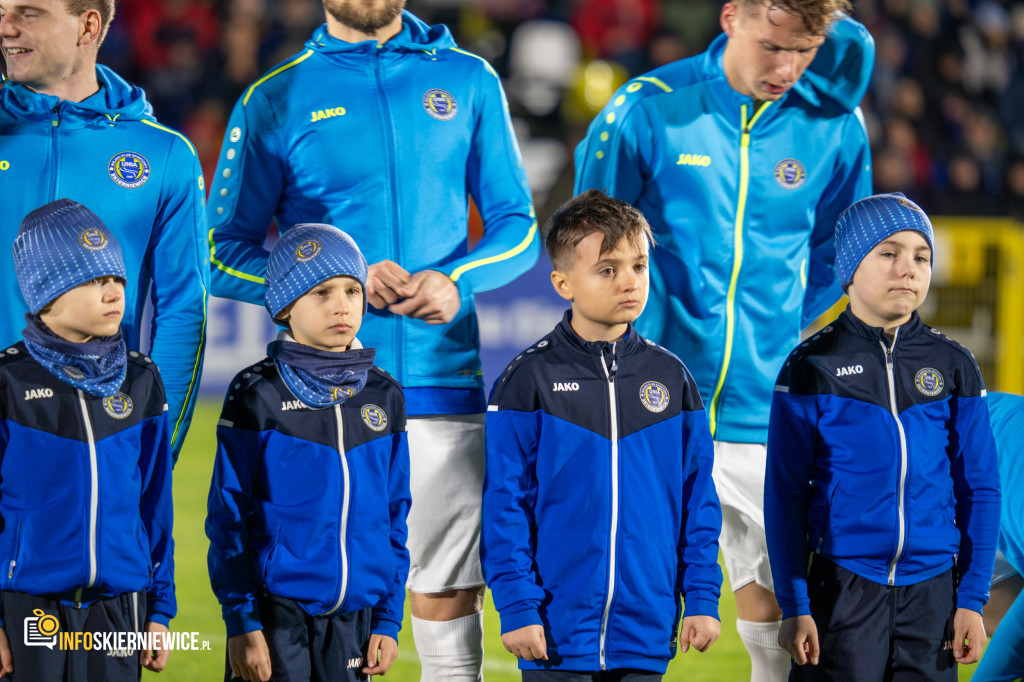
xmin=0 ymin=343 xmax=175 ymax=626
xmin=206 ymin=11 xmax=538 ymax=414
xmin=575 ymin=18 xmax=874 ymax=443
xmin=766 ymin=310 xmax=1001 ymax=620
xmin=0 ymin=67 xmax=209 ymax=460
xmin=482 ymin=313 xmax=722 ymax=674
xmin=206 ymin=357 xmax=411 ymax=640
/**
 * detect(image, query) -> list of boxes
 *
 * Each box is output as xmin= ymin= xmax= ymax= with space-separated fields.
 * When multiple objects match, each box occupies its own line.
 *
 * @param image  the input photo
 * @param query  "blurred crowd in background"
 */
xmin=100 ymin=0 xmax=1024 ymax=221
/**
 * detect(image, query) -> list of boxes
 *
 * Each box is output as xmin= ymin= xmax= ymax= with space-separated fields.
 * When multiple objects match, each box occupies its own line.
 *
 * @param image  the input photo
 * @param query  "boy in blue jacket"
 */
xmin=766 ymin=193 xmax=1001 ymax=680
xmin=206 ymin=224 xmax=411 ymax=682
xmin=0 ymin=199 xmax=175 ymax=680
xmin=482 ymin=190 xmax=722 ymax=679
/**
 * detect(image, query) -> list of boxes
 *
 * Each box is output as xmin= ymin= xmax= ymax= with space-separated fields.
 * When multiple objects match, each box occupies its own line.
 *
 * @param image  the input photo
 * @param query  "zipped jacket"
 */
xmin=0 ymin=67 xmax=209 ymax=459
xmin=206 ymin=12 xmax=538 ymax=404
xmin=989 ymin=392 xmax=1024 ymax=576
xmin=206 ymin=357 xmax=411 ymax=639
xmin=482 ymin=312 xmax=722 ymax=673
xmin=574 ymin=18 xmax=873 ymax=443
xmin=0 ymin=343 xmax=175 ymax=625
xmin=766 ymin=310 xmax=1001 ymax=619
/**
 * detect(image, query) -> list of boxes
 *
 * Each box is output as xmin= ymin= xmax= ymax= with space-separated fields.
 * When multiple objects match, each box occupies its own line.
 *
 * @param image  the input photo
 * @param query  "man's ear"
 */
xmin=78 ymin=9 xmax=103 ymax=48
xmin=721 ymin=2 xmax=740 ymax=38
xmin=550 ymin=270 xmax=573 ymax=302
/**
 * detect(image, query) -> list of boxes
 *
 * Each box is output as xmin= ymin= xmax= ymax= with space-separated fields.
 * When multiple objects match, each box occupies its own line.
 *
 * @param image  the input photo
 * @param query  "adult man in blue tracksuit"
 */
xmin=205 ymin=1 xmax=537 ymax=677
xmin=0 ymin=0 xmax=209 ymax=462
xmin=574 ymin=2 xmax=873 ymax=676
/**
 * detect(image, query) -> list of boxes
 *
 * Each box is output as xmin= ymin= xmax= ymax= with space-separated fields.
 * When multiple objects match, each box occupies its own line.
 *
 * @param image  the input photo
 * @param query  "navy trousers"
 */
xmin=523 ymin=669 xmax=662 ymax=681
xmin=791 ymin=556 xmax=958 ymax=682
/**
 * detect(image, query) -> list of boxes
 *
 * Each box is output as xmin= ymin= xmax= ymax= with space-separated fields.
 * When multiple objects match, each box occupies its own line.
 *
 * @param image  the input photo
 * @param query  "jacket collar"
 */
xmin=836 ymin=307 xmax=924 ymax=345
xmin=553 ymin=310 xmax=642 ymax=359
xmin=0 ymin=64 xmax=153 ymax=127
xmin=305 ymin=10 xmax=456 ymax=58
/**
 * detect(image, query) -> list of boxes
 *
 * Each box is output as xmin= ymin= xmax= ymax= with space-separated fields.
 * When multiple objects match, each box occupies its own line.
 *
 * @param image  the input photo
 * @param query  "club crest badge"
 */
xmin=423 ymin=89 xmax=457 ymax=121
xmin=294 ymin=239 xmax=322 ymax=263
xmin=79 ymin=229 xmax=109 ymax=251
xmin=103 ymin=392 xmax=134 ymax=419
xmin=63 ymin=366 xmax=85 ymax=380
xmin=108 ymin=152 xmax=151 ymax=189
xmin=361 ymin=404 xmax=388 ymax=431
xmin=330 ymin=387 xmax=355 ymax=401
xmin=639 ymin=381 xmax=670 ymax=413
xmin=915 ymin=368 xmax=944 ymax=397
xmin=773 ymin=158 xmax=806 ymax=190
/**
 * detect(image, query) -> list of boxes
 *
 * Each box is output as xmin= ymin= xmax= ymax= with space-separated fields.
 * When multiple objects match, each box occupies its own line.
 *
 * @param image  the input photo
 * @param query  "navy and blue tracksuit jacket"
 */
xmin=206 ymin=357 xmax=411 ymax=640
xmin=482 ymin=313 xmax=722 ymax=673
xmin=0 ymin=343 xmax=176 ymax=626
xmin=206 ymin=11 xmax=538 ymax=415
xmin=575 ymin=18 xmax=874 ymax=443
xmin=766 ymin=310 xmax=1001 ymax=620
xmin=0 ymin=67 xmax=209 ymax=459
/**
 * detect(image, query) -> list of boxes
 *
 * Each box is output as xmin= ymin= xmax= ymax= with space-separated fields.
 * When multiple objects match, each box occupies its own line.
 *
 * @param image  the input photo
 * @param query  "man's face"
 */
xmin=721 ymin=1 xmax=825 ymax=101
xmin=0 ymin=0 xmax=86 ymax=92
xmin=323 ymin=0 xmax=405 ymax=35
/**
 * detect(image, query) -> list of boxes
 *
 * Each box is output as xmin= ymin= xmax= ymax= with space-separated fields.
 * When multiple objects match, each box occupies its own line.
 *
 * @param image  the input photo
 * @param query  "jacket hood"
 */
xmin=803 ymin=14 xmax=875 ymax=113
xmin=0 ymin=64 xmax=153 ymax=123
xmin=306 ymin=10 xmax=456 ymax=56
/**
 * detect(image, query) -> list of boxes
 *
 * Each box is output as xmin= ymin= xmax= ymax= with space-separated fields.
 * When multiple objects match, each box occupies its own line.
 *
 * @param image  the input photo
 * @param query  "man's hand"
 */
xmin=366 ymin=260 xmax=412 ymax=309
xmin=679 ymin=615 xmax=720 ymax=653
xmin=501 ymin=624 xmax=548 ymax=661
xmin=362 ymin=634 xmax=398 ymax=675
xmin=227 ymin=630 xmax=272 ymax=682
xmin=0 ymin=627 xmax=14 ymax=679
xmin=387 ymin=270 xmax=461 ymax=324
xmin=779 ymin=615 xmax=820 ymax=665
xmin=139 ymin=621 xmax=170 ymax=673
xmin=952 ymin=607 xmax=986 ymax=664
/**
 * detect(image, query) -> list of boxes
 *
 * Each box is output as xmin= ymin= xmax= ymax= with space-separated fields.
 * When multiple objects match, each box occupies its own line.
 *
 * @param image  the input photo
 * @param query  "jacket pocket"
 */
xmin=814 ymin=481 xmax=840 ymax=554
xmin=7 ymin=521 xmax=24 ymax=589
xmin=259 ymin=527 xmax=282 ymax=591
xmin=136 ymin=521 xmax=153 ymax=577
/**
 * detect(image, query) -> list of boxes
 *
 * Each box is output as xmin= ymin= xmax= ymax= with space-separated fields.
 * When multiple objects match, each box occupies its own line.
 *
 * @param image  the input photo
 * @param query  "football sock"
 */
xmin=412 ymin=612 xmax=484 ymax=681
xmin=737 ymin=619 xmax=791 ymax=682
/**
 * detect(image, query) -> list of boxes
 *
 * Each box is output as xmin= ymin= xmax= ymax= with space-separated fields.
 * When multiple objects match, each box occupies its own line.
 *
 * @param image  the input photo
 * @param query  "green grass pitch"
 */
xmin=150 ymin=400 xmax=976 ymax=680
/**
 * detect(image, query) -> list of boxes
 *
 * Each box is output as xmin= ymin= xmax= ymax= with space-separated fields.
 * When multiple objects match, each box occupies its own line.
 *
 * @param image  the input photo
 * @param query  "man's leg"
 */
xmin=713 ymin=442 xmax=790 ymax=682
xmin=407 ymin=415 xmax=487 ymax=681
xmin=984 ymin=552 xmax=1023 ymax=635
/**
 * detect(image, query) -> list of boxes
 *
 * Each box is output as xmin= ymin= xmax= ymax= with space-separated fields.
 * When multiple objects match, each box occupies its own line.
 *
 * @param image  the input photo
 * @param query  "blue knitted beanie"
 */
xmin=834 ymin=192 xmax=934 ymax=289
xmin=12 ymin=199 xmax=126 ymax=314
xmin=265 ymin=223 xmax=369 ymax=319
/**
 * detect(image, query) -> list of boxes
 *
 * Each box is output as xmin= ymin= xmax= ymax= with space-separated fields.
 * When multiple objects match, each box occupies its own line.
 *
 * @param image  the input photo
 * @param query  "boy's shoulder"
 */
xmin=774 ymin=323 xmax=849 ymax=392
xmin=489 ymin=329 xmax=562 ymax=405
xmin=0 ymin=342 xmax=31 ymax=372
xmin=368 ymin=365 xmax=402 ymax=393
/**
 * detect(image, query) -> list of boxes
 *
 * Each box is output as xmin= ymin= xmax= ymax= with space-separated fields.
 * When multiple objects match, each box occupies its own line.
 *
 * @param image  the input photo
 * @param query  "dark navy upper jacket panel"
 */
xmin=220 ymin=358 xmax=406 ymax=451
xmin=777 ymin=311 xmax=985 ymax=413
xmin=0 ymin=342 xmax=167 ymax=442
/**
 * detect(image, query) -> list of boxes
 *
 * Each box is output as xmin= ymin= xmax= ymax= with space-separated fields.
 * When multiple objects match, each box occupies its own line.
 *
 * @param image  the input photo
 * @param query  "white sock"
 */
xmin=412 ymin=612 xmax=484 ymax=682
xmin=736 ymin=619 xmax=791 ymax=682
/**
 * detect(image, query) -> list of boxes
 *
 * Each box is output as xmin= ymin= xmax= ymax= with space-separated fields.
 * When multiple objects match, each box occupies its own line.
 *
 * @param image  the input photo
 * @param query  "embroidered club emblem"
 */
xmin=423 ymin=89 xmax=457 ymax=121
xmin=103 ymin=392 xmax=134 ymax=419
xmin=773 ymin=158 xmax=806 ymax=190
xmin=79 ymin=229 xmax=108 ymax=251
xmin=107 ymin=152 xmax=151 ymax=189
xmin=915 ymin=368 xmax=944 ymax=397
xmin=294 ymin=239 xmax=322 ymax=263
xmin=361 ymin=404 xmax=388 ymax=431
xmin=639 ymin=381 xmax=670 ymax=413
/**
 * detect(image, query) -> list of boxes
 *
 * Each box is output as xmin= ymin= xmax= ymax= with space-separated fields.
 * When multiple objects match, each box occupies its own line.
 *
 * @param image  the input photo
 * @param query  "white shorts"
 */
xmin=712 ymin=441 xmax=775 ymax=593
xmin=405 ymin=414 xmax=486 ymax=593
xmin=992 ymin=549 xmax=1020 ymax=585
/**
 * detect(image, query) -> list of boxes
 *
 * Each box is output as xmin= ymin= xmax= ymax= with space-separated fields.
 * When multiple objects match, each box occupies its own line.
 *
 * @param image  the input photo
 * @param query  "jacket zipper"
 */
xmin=49 ymin=103 xmax=61 ymax=199
xmin=598 ymin=343 xmax=619 ymax=670
xmin=708 ymin=101 xmax=772 ymax=437
xmin=326 ymin=404 xmax=351 ymax=615
xmin=879 ymin=329 xmax=908 ymax=585
xmin=76 ymin=390 xmax=100 ymax=605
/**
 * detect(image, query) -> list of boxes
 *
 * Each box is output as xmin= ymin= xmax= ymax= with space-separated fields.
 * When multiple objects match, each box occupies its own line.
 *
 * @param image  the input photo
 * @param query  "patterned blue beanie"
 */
xmin=834 ymin=192 xmax=934 ymax=290
xmin=13 ymin=199 xmax=127 ymax=314
xmin=265 ymin=223 xmax=369 ymax=319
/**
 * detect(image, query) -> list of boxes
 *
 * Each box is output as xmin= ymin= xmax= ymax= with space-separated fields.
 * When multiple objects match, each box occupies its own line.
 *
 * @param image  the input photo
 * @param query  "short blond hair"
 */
xmin=738 ymin=0 xmax=851 ymax=36
xmin=65 ymin=0 xmax=115 ymax=43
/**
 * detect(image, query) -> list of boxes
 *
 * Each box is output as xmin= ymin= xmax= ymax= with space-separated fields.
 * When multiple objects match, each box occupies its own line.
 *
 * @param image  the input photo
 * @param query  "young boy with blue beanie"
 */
xmin=0 ymin=198 xmax=176 ymax=680
xmin=765 ymin=192 xmax=1001 ymax=680
xmin=206 ymin=223 xmax=411 ymax=682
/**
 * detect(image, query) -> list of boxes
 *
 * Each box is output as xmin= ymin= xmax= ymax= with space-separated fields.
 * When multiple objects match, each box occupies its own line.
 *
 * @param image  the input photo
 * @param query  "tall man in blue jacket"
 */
xmin=575 ymin=1 xmax=873 ymax=679
xmin=0 ymin=0 xmax=209 ymax=462
xmin=206 ymin=1 xmax=538 ymax=678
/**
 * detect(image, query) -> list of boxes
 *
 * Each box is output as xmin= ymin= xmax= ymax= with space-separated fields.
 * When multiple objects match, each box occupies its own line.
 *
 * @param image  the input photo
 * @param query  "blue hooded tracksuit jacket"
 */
xmin=766 ymin=310 xmax=1001 ymax=620
xmin=207 ymin=12 xmax=538 ymax=414
xmin=0 ymin=68 xmax=209 ymax=460
xmin=0 ymin=343 xmax=175 ymax=626
xmin=483 ymin=313 xmax=722 ymax=673
xmin=206 ymin=358 xmax=411 ymax=640
xmin=575 ymin=18 xmax=874 ymax=443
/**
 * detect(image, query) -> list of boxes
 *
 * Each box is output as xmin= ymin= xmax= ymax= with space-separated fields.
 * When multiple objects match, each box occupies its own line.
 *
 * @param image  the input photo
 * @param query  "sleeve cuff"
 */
xmin=223 ymin=601 xmax=263 ymax=638
xmin=499 ymin=606 xmax=542 ymax=634
xmin=779 ymin=599 xmax=812 ymax=620
xmin=681 ymin=596 xmax=720 ymax=621
xmin=147 ymin=612 xmax=172 ymax=628
xmin=956 ymin=592 xmax=986 ymax=616
xmin=371 ymin=616 xmax=402 ymax=641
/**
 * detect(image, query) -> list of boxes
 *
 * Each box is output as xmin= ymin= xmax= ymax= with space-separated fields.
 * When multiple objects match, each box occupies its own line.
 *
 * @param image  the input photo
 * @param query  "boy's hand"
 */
xmin=501 ymin=624 xmax=548 ymax=661
xmin=140 ymin=621 xmax=170 ymax=673
xmin=388 ymin=270 xmax=460 ymax=324
xmin=952 ymin=607 xmax=986 ymax=664
xmin=679 ymin=615 xmax=720 ymax=653
xmin=227 ymin=630 xmax=272 ymax=682
xmin=779 ymin=615 xmax=819 ymax=665
xmin=0 ymin=627 xmax=14 ymax=679
xmin=367 ymin=260 xmax=412 ymax=308
xmin=362 ymin=634 xmax=397 ymax=676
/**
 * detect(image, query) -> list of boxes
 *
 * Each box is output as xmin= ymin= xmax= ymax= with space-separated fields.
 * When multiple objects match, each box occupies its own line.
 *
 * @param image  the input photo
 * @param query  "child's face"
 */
xmin=847 ymin=230 xmax=932 ymax=330
xmin=39 ymin=276 xmax=125 ymax=342
xmin=278 ymin=275 xmax=364 ymax=352
xmin=551 ymin=231 xmax=649 ymax=342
